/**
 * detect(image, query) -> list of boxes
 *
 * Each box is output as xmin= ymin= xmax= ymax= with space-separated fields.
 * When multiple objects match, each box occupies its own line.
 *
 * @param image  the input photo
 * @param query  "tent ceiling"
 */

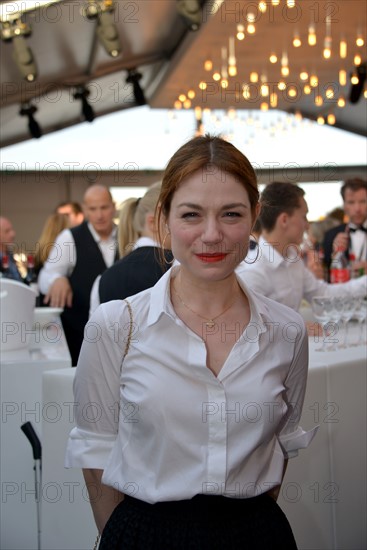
xmin=0 ymin=0 xmax=366 ymax=149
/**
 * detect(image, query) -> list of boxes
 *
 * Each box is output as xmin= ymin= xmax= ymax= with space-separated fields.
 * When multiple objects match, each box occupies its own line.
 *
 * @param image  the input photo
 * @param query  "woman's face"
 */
xmin=167 ymin=168 xmax=256 ymax=282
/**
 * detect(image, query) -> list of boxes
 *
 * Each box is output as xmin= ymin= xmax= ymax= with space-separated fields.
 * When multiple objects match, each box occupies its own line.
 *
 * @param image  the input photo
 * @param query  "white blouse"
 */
xmin=65 ymin=267 xmax=317 ymax=504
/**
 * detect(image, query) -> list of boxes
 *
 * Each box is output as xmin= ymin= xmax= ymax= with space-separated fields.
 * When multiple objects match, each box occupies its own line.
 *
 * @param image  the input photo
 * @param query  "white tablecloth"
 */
xmin=0 ymin=322 xmax=72 ymax=550
xmin=279 ymin=327 xmax=366 ymax=550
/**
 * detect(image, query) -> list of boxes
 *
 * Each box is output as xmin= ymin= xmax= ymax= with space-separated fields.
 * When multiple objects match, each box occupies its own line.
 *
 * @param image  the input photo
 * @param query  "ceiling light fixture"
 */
xmin=73 ymin=86 xmax=95 ymax=122
xmin=0 ymin=18 xmax=37 ymax=81
xmin=126 ymin=69 xmax=146 ymax=106
xmin=176 ymin=0 xmax=202 ymax=32
xmin=19 ymin=103 xmax=42 ymax=138
xmin=84 ymin=0 xmax=121 ymax=57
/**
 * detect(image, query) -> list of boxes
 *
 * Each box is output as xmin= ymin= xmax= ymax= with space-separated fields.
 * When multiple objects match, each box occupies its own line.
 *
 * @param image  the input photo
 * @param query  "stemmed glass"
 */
xmin=311 ymin=296 xmax=334 ymax=352
xmin=339 ymin=295 xmax=357 ymax=348
xmin=328 ymin=296 xmax=344 ymax=351
xmin=353 ymin=295 xmax=367 ymax=346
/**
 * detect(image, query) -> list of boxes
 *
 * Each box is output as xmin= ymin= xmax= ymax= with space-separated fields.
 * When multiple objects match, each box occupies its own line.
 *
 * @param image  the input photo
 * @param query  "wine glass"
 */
xmin=353 ymin=295 xmax=367 ymax=346
xmin=311 ymin=296 xmax=334 ymax=352
xmin=328 ymin=296 xmax=344 ymax=351
xmin=339 ymin=295 xmax=357 ymax=348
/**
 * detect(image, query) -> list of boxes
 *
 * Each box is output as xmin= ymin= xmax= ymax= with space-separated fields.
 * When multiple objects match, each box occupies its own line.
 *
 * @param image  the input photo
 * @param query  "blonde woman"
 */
xmin=34 ymin=212 xmax=70 ymax=274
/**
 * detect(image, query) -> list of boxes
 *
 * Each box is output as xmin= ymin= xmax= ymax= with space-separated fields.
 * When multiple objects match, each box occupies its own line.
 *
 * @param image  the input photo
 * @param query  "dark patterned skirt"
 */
xmin=99 ymin=493 xmax=297 ymax=549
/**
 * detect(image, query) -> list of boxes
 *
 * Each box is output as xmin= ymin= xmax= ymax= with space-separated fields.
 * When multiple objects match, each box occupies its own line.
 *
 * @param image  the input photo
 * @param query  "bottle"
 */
xmin=330 ymin=247 xmax=350 ymax=283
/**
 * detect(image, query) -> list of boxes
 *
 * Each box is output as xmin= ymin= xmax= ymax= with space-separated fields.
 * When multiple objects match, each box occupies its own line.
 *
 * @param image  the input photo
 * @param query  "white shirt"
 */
xmin=237 ymin=237 xmax=367 ymax=311
xmin=38 ymin=223 xmax=117 ymax=294
xmin=65 ymin=267 xmax=317 ymax=504
xmin=89 ymin=236 xmax=160 ymax=317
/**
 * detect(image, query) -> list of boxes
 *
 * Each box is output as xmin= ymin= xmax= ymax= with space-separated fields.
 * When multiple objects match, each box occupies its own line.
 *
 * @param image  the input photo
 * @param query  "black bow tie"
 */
xmin=349 ymin=225 xmax=367 ymax=233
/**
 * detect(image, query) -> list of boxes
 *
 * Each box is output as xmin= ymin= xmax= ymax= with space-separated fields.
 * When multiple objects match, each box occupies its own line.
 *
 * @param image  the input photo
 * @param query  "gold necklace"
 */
xmin=173 ymin=285 xmax=238 ymax=328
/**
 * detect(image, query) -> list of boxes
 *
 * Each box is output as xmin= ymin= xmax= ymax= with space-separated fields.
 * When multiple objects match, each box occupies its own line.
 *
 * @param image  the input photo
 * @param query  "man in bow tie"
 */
xmin=323 ymin=178 xmax=367 ymax=279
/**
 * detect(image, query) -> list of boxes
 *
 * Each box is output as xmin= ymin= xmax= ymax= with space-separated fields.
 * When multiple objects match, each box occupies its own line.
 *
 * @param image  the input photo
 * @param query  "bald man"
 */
xmin=39 ymin=185 xmax=118 ymax=365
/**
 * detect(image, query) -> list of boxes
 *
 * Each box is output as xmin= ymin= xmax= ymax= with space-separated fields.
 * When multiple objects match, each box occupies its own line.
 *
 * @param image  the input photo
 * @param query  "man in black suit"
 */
xmin=323 ymin=178 xmax=367 ymax=278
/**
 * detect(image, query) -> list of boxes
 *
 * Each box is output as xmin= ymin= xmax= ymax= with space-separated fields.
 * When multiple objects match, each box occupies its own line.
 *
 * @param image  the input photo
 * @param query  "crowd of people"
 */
xmin=1 ymin=135 xmax=366 ymax=549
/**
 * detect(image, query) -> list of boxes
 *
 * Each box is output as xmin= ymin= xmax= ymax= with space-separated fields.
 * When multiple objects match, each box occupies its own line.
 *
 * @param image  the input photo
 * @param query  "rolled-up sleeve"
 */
xmin=65 ymin=301 xmax=129 ymax=469
xmin=276 ymin=319 xmax=319 ymax=458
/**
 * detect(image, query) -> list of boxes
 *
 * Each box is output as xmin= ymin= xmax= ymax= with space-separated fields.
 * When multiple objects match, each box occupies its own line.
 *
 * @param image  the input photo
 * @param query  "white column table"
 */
xmin=0 ymin=321 xmax=71 ymax=550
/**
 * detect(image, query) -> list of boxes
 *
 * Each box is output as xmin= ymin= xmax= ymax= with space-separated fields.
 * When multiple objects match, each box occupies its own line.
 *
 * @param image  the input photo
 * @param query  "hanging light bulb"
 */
xmin=327 ymin=113 xmax=336 ymax=125
xmin=269 ymin=52 xmax=278 ymax=63
xmin=281 ymin=51 xmax=289 ymax=76
xmin=250 ymin=71 xmax=259 ymax=83
xmin=236 ymin=24 xmax=245 ymax=40
xmin=259 ymin=1 xmax=267 ymax=13
xmin=315 ymin=95 xmax=323 ymax=106
xmin=317 ymin=116 xmax=325 ymax=125
xmin=356 ymin=32 xmax=364 ymax=47
xmin=337 ymin=97 xmax=346 ymax=107
xmin=178 ymin=93 xmax=187 ymax=102
xmin=188 ymin=89 xmax=196 ymax=99
xmin=300 ymin=71 xmax=309 ymax=81
xmin=339 ymin=39 xmax=347 ymax=58
xmin=174 ymin=100 xmax=182 ymax=110
xmin=242 ymin=84 xmax=251 ymax=99
xmin=308 ymin=23 xmax=317 ymax=46
xmin=278 ymin=80 xmax=286 ymax=90
xmin=310 ymin=74 xmax=318 ymax=87
xmin=212 ymin=72 xmax=221 ymax=81
xmin=351 ymin=72 xmax=359 ymax=85
xmin=323 ymin=36 xmax=332 ymax=59
xmin=204 ymin=59 xmax=213 ymax=71
xmin=228 ymin=36 xmax=237 ymax=76
xmin=271 ymin=0 xmax=280 ymax=5
xmin=339 ymin=69 xmax=347 ymax=86
xmin=323 ymin=14 xmax=332 ymax=59
xmin=198 ymin=82 xmax=207 ymax=90
xmin=221 ymin=46 xmax=228 ymax=87
xmin=325 ymin=86 xmax=335 ymax=99
xmin=270 ymin=92 xmax=278 ymax=107
xmin=246 ymin=12 xmax=256 ymax=34
xmin=293 ymin=31 xmax=302 ymax=48
xmin=303 ymin=84 xmax=311 ymax=94
xmin=260 ymin=75 xmax=269 ymax=97
xmin=287 ymin=0 xmax=296 ymax=7
xmin=260 ymin=102 xmax=269 ymax=111
xmin=354 ymin=54 xmax=362 ymax=66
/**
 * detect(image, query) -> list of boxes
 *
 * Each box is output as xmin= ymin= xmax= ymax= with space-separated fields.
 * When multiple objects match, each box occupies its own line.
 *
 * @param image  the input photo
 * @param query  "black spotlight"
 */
xmin=74 ymin=86 xmax=95 ymax=122
xmin=349 ymin=62 xmax=367 ymax=104
xmin=126 ymin=69 xmax=146 ymax=106
xmin=19 ymin=103 xmax=42 ymax=139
